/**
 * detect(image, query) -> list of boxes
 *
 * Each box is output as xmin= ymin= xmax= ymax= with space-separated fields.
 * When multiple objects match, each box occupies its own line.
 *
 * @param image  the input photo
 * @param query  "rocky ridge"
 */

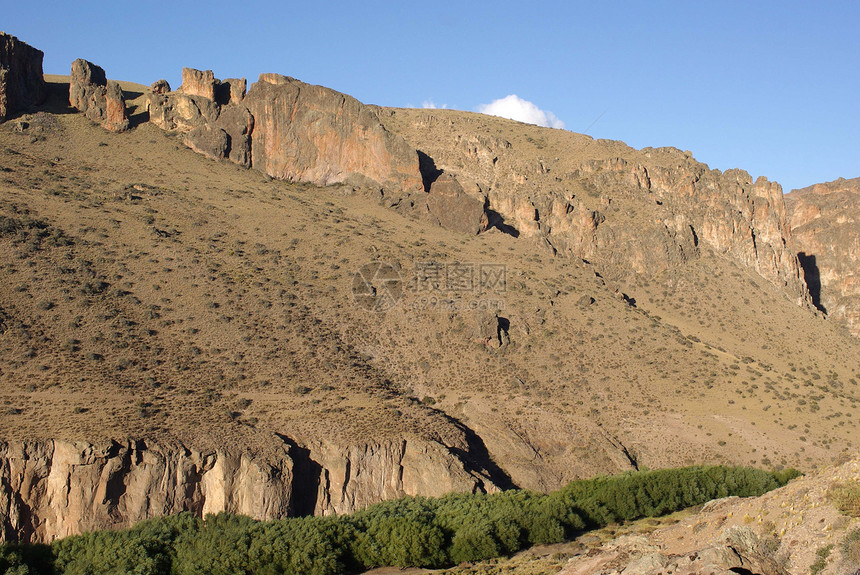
xmin=147 ymin=67 xmax=487 ymax=234
xmin=379 ymin=110 xmax=809 ymax=305
xmin=786 ymin=177 xmax=860 ymax=337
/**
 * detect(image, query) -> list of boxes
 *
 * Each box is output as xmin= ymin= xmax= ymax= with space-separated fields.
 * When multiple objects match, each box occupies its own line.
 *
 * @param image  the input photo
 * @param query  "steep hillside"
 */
xmin=0 ymin=70 xmax=858 ymax=543
xmin=786 ymin=177 xmax=860 ymax=337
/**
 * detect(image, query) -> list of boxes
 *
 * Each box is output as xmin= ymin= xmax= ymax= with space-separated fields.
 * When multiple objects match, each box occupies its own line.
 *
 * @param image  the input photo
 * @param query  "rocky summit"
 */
xmin=0 ymin=35 xmax=859 ymax=575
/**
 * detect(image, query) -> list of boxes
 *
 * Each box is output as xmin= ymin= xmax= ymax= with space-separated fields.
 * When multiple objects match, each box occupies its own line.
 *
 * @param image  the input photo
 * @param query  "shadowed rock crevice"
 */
xmin=797 ymin=252 xmax=825 ymax=313
xmin=434 ymin=411 xmax=517 ymax=491
xmin=275 ymin=434 xmax=321 ymax=517
xmin=486 ymin=208 xmax=520 ymax=237
xmin=417 ymin=150 xmax=442 ymax=192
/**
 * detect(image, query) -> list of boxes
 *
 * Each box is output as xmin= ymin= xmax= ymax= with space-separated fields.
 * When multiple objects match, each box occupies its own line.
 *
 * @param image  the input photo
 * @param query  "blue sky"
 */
xmin=5 ymin=1 xmax=858 ymax=192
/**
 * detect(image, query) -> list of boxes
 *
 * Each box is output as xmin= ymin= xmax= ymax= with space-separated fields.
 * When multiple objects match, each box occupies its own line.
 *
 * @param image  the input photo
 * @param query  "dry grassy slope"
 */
xmin=0 ymin=80 xmax=857 ymax=495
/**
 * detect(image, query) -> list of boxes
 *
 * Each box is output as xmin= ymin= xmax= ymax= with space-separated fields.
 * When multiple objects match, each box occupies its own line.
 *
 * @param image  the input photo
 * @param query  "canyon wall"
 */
xmin=0 ymin=437 xmax=498 ymax=543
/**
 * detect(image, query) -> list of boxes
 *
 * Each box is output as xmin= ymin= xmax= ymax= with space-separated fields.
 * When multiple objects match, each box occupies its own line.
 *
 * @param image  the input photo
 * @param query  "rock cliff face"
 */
xmin=0 ymin=32 xmax=46 ymax=122
xmin=244 ymin=73 xmax=423 ymax=193
xmin=0 ymin=437 xmax=499 ymax=543
xmin=379 ymin=110 xmax=808 ymax=304
xmin=69 ymin=59 xmax=129 ymax=132
xmin=148 ymin=69 xmax=424 ymax=194
xmin=786 ymin=177 xmax=860 ymax=336
xmin=565 ymin=155 xmax=806 ymax=303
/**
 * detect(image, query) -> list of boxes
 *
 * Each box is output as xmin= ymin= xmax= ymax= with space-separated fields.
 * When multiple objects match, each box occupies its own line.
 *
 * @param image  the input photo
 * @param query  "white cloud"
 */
xmin=422 ymin=99 xmax=447 ymax=109
xmin=477 ymin=94 xmax=564 ymax=129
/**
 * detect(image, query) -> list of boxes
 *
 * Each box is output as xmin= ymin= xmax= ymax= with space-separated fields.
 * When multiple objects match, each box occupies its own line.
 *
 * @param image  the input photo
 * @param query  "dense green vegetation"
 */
xmin=0 ymin=465 xmax=799 ymax=575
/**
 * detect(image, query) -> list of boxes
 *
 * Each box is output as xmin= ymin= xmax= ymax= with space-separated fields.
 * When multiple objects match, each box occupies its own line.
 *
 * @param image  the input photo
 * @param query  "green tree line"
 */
xmin=0 ymin=465 xmax=799 ymax=575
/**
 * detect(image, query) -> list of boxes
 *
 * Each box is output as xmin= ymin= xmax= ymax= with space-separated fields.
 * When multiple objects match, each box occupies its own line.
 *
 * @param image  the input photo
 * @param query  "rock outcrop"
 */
xmin=559 ymin=457 xmax=860 ymax=575
xmin=69 ymin=59 xmax=129 ymax=132
xmin=786 ymin=176 xmax=860 ymax=336
xmin=148 ymin=69 xmax=485 ymax=225
xmin=244 ymin=73 xmax=424 ymax=193
xmin=0 ymin=32 xmax=46 ymax=122
xmin=147 ymin=68 xmax=222 ymax=134
xmin=179 ymin=67 xmax=216 ymax=100
xmin=150 ymin=78 xmax=170 ymax=95
xmin=0 ymin=437 xmax=499 ymax=543
xmin=148 ymin=87 xmax=220 ymax=133
xmin=426 ymin=173 xmax=488 ymax=234
xmin=564 ymin=155 xmax=807 ymax=303
xmin=147 ymin=69 xmax=252 ymax=168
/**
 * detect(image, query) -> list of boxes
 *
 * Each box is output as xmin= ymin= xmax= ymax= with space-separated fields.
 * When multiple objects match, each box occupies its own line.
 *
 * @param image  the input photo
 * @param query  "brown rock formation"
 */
xmin=147 ymin=90 xmax=220 ymax=132
xmin=218 ymin=77 xmax=246 ymax=105
xmin=0 ymin=32 xmax=46 ymax=122
xmin=179 ymin=67 xmax=216 ymax=100
xmin=244 ymin=73 xmax=423 ymax=193
xmin=0 ymin=439 xmax=292 ymax=543
xmin=0 ymin=436 xmax=500 ymax=543
xmin=183 ymin=125 xmax=229 ymax=161
xmin=69 ymin=59 xmax=129 ymax=132
xmin=426 ymin=173 xmax=488 ymax=234
xmin=150 ymin=78 xmax=170 ymax=95
xmin=786 ymin=176 xmax=860 ymax=335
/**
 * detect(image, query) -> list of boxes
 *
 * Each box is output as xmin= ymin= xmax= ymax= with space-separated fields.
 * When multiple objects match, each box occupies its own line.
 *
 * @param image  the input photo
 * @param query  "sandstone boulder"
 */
xmin=69 ymin=59 xmax=129 ymax=132
xmin=150 ymin=79 xmax=170 ymax=95
xmin=179 ymin=67 xmax=215 ymax=100
xmin=244 ymin=73 xmax=423 ymax=193
xmin=0 ymin=32 xmax=46 ymax=122
xmin=426 ymin=173 xmax=488 ymax=234
xmin=183 ymin=125 xmax=229 ymax=161
xmin=148 ymin=91 xmax=220 ymax=132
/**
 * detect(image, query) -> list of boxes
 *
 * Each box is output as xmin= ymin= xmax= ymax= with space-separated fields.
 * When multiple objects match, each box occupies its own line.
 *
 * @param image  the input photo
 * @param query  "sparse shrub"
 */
xmin=842 ymin=528 xmax=860 ymax=567
xmin=829 ymin=482 xmax=860 ymax=517
xmin=810 ymin=543 xmax=832 ymax=575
